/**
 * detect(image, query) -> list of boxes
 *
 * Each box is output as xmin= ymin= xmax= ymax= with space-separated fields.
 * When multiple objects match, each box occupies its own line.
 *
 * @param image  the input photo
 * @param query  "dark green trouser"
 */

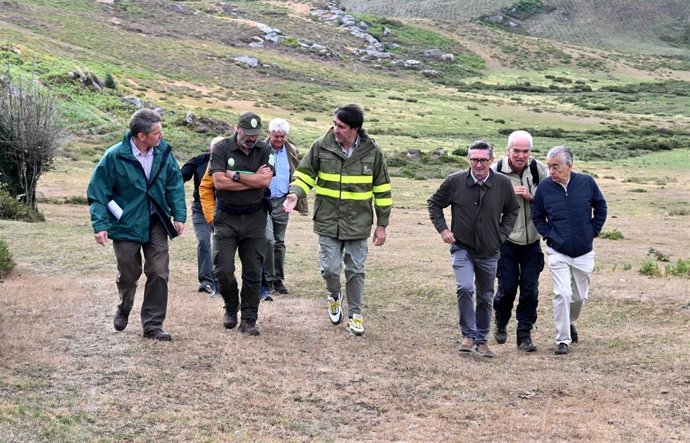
xmin=213 ymin=209 xmax=267 ymax=321
xmin=113 ymin=217 xmax=169 ymax=333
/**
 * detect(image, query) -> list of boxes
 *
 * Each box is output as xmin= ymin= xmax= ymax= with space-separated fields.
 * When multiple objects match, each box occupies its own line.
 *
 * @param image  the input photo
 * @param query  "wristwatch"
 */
xmin=232 ymin=171 xmax=240 ymax=182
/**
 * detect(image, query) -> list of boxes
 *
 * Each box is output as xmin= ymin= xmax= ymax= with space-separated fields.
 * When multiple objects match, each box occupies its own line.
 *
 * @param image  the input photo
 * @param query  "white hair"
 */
xmin=268 ymin=118 xmax=290 ymax=134
xmin=507 ymin=130 xmax=533 ymax=149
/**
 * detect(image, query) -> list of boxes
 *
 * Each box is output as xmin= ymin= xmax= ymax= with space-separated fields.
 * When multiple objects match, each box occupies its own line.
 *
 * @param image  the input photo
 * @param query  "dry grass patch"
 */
xmin=0 ymin=159 xmax=689 ymax=441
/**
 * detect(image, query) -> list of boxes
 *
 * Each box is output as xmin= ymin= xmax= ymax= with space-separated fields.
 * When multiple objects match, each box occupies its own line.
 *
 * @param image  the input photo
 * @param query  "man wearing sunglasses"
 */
xmin=428 ymin=140 xmax=519 ymax=358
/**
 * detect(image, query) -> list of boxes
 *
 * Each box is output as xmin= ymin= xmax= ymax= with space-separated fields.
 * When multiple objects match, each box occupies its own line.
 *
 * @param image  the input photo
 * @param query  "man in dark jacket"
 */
xmin=428 ymin=140 xmax=519 ymax=358
xmin=181 ymin=136 xmax=223 ymax=296
xmin=283 ymin=104 xmax=392 ymax=336
xmin=532 ymin=146 xmax=607 ymax=355
xmin=260 ymin=118 xmax=308 ymax=300
xmin=87 ymin=108 xmax=186 ymax=341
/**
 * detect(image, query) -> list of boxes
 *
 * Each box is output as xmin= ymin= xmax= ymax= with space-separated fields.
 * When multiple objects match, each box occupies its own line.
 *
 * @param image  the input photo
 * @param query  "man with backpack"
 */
xmin=491 ymin=130 xmax=548 ymax=352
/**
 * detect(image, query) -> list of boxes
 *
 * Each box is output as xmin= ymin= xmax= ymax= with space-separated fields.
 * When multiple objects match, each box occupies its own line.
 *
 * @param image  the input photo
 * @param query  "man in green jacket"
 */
xmin=87 ymin=109 xmax=186 ymax=341
xmin=284 ymin=104 xmax=392 ymax=336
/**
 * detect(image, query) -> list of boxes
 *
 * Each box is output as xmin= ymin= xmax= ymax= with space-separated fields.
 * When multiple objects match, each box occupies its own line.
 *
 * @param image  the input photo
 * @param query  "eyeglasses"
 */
xmin=469 ymin=158 xmax=491 ymax=165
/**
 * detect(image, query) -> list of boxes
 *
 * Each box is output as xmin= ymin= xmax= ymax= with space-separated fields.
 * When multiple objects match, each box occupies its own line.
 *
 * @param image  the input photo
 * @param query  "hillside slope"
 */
xmin=340 ymin=0 xmax=690 ymax=57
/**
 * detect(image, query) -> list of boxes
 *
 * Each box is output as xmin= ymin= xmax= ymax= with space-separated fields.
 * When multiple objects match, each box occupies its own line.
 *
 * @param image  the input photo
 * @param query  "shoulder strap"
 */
xmin=529 ymin=159 xmax=539 ymax=187
xmin=496 ymin=158 xmax=504 ymax=173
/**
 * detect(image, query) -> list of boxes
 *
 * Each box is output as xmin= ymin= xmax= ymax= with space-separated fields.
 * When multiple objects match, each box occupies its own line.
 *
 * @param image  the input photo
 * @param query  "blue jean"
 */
xmin=451 ymin=245 xmax=499 ymax=344
xmin=192 ymin=202 xmax=216 ymax=290
xmin=264 ymin=197 xmax=289 ymax=283
xmin=493 ymin=240 xmax=544 ymax=342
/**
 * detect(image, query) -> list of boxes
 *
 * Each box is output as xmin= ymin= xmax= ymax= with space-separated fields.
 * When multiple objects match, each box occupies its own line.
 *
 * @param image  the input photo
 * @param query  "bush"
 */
xmin=665 ymin=259 xmax=690 ymax=277
xmin=104 ymin=73 xmax=117 ymax=90
xmin=0 ymin=188 xmax=45 ymax=221
xmin=0 ymin=237 xmax=15 ymax=278
xmin=639 ymin=259 xmax=661 ymax=277
xmin=600 ymin=228 xmax=624 ymax=240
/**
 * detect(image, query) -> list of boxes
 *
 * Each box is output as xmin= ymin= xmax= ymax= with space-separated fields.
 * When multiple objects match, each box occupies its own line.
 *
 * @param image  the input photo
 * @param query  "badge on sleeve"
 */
xmin=268 ymin=153 xmax=276 ymax=167
xmin=227 ymin=158 xmax=235 ymax=169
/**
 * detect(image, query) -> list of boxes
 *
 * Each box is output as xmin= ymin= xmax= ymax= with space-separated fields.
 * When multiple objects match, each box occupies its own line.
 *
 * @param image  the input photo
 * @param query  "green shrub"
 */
xmin=104 ymin=73 xmax=117 ymax=90
xmin=623 ymin=263 xmax=632 ymax=271
xmin=0 ymin=237 xmax=15 ymax=278
xmin=665 ymin=259 xmax=690 ymax=277
xmin=303 ymin=116 xmax=317 ymax=122
xmin=639 ymin=259 xmax=661 ymax=277
xmin=600 ymin=228 xmax=624 ymax=240
xmin=0 ymin=189 xmax=45 ymax=222
xmin=669 ymin=208 xmax=689 ymax=216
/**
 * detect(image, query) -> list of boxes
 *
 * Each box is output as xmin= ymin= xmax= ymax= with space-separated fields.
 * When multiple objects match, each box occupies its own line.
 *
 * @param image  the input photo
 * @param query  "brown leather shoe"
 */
xmin=459 ymin=337 xmax=475 ymax=353
xmin=273 ymin=280 xmax=289 ymax=294
xmin=143 ymin=329 xmax=172 ymax=341
xmin=475 ymin=343 xmax=495 ymax=358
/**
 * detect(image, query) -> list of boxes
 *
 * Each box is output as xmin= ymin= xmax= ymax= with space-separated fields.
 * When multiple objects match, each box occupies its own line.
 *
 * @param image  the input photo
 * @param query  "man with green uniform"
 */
xmin=284 ymin=104 xmax=392 ymax=336
xmin=209 ymin=112 xmax=274 ymax=336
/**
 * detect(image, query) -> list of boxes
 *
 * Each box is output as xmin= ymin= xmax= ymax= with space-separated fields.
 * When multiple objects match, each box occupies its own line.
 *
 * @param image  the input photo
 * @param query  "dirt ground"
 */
xmin=1 ymin=156 xmax=688 ymax=441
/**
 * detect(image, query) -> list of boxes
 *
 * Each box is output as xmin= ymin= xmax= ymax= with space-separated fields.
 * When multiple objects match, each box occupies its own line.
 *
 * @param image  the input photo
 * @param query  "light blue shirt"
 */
xmin=131 ymin=138 xmax=154 ymax=181
xmin=269 ymin=145 xmax=290 ymax=199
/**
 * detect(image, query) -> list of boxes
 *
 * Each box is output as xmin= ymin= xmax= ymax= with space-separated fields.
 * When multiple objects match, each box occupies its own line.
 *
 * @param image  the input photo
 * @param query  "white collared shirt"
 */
xmin=131 ymin=138 xmax=154 ymax=181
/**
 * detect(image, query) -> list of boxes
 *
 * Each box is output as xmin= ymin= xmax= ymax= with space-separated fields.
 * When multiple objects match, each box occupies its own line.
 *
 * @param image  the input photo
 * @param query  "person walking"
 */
xmin=208 ymin=112 xmax=274 ymax=336
xmin=87 ymin=108 xmax=186 ymax=341
xmin=283 ymin=104 xmax=392 ymax=336
xmin=181 ymin=136 xmax=224 ymax=296
xmin=260 ymin=118 xmax=308 ymax=300
xmin=491 ymin=130 xmax=548 ymax=352
xmin=428 ymin=140 xmax=519 ymax=357
xmin=532 ymin=146 xmax=607 ymax=355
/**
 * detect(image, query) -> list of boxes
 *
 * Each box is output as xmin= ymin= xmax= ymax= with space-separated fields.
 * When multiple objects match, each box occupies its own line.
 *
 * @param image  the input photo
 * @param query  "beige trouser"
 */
xmin=546 ymin=247 xmax=595 ymax=345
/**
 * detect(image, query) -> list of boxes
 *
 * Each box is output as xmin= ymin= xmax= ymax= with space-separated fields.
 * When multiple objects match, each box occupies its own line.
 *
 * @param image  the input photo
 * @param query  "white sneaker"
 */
xmin=327 ymin=293 xmax=343 ymax=325
xmin=348 ymin=313 xmax=364 ymax=336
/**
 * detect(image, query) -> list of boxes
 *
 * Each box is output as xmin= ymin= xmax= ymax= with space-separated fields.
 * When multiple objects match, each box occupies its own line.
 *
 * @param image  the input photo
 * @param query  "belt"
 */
xmin=216 ymin=199 xmax=265 ymax=215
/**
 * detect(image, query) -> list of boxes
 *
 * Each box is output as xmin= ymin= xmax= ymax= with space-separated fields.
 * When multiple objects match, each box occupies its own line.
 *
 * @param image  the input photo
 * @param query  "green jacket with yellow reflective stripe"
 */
xmin=289 ymin=128 xmax=392 ymax=240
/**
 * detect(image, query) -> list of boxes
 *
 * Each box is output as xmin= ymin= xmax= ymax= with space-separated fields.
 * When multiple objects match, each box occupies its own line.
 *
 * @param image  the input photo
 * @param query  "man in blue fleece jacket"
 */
xmin=532 ymin=146 xmax=607 ymax=355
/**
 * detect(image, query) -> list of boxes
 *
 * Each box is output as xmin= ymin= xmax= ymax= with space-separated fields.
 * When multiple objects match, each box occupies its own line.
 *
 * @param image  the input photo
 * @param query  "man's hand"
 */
xmin=174 ymin=221 xmax=185 ymax=236
xmin=514 ymin=185 xmax=533 ymax=201
xmin=372 ymin=225 xmax=387 ymax=246
xmin=95 ymin=231 xmax=108 ymax=245
xmin=283 ymin=193 xmax=298 ymax=214
xmin=256 ymin=164 xmax=273 ymax=178
xmin=440 ymin=228 xmax=455 ymax=244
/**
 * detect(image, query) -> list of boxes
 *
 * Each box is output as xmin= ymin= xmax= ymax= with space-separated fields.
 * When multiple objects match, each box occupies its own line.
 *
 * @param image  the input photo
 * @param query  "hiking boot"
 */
xmin=494 ymin=326 xmax=507 ymax=344
xmin=143 ymin=329 xmax=172 ymax=341
xmin=475 ymin=343 xmax=495 ymax=358
xmin=518 ymin=337 xmax=538 ymax=353
xmin=347 ymin=314 xmax=364 ymax=336
xmin=223 ymin=310 xmax=238 ymax=329
xmin=113 ymin=309 xmax=130 ymax=332
xmin=459 ymin=337 xmax=475 ymax=353
xmin=273 ymin=280 xmax=289 ymax=294
xmin=260 ymin=285 xmax=273 ymax=302
xmin=555 ymin=343 xmax=569 ymax=355
xmin=239 ymin=318 xmax=260 ymax=336
xmin=327 ymin=293 xmax=343 ymax=325
xmin=570 ymin=324 xmax=579 ymax=343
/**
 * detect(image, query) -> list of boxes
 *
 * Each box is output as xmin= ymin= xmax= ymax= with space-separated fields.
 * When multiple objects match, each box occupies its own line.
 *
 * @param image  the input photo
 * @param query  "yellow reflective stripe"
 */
xmin=294 ymin=170 xmax=315 ymax=187
xmin=318 ymin=171 xmax=373 ymax=184
xmin=318 ymin=171 xmax=340 ymax=182
xmin=375 ymin=198 xmax=392 ymax=207
xmin=372 ymin=183 xmax=391 ymax=193
xmin=316 ymin=186 xmax=373 ymax=200
xmin=294 ymin=180 xmax=311 ymax=194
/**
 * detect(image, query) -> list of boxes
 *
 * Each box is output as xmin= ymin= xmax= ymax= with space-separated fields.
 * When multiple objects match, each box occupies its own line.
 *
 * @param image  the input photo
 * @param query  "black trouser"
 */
xmin=213 ymin=209 xmax=267 ymax=321
xmin=493 ymin=240 xmax=544 ymax=343
xmin=113 ymin=216 xmax=169 ymax=333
